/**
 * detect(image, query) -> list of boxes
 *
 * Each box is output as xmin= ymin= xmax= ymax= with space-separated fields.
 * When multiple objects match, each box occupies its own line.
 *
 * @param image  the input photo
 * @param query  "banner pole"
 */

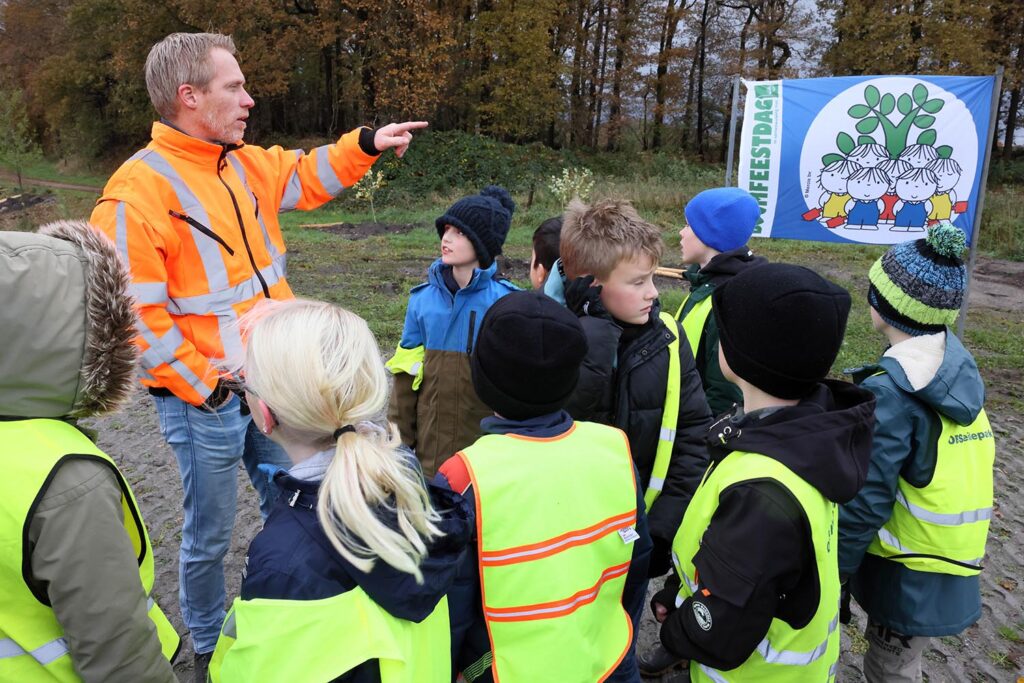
xmin=956 ymin=66 xmax=1004 ymax=340
xmin=725 ymin=75 xmax=741 ymax=186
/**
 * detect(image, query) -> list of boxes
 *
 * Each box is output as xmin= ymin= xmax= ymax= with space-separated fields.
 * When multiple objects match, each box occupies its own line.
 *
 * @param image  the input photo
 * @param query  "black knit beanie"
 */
xmin=471 ymin=291 xmax=588 ymax=420
xmin=713 ymin=263 xmax=851 ymax=399
xmin=436 ymin=185 xmax=516 ymax=268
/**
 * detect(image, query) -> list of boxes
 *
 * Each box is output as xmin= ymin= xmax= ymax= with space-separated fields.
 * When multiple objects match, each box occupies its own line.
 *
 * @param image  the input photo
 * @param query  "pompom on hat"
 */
xmin=436 ymin=185 xmax=516 ymax=268
xmin=868 ymin=223 xmax=967 ymax=336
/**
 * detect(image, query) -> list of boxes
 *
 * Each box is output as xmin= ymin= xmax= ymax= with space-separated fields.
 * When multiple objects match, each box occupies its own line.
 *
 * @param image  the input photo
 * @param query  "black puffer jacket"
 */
xmin=564 ymin=302 xmax=713 ymax=553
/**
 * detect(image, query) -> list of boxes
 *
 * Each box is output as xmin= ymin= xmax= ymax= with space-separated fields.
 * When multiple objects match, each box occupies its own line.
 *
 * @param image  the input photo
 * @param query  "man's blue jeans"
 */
xmin=153 ymin=392 xmax=290 ymax=654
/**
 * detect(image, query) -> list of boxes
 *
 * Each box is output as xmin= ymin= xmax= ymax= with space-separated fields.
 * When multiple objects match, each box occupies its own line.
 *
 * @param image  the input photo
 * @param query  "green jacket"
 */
xmin=677 ymin=248 xmax=767 ymax=416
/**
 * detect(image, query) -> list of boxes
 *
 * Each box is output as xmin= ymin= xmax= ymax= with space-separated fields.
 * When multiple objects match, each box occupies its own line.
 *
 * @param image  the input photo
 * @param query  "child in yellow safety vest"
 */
xmin=839 ymin=224 xmax=995 ymax=682
xmin=436 ymin=291 xmax=652 ymax=682
xmin=646 ymin=263 xmax=875 ymax=681
xmin=207 ymin=299 xmax=471 ymax=683
xmin=676 ymin=187 xmax=767 ymax=416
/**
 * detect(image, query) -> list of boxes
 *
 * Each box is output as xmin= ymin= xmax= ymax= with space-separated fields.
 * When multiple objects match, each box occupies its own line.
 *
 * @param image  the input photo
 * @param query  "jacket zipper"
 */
xmin=466 ymin=310 xmax=477 ymax=354
xmin=217 ymin=147 xmax=270 ymax=298
xmin=168 ymin=209 xmax=235 ymax=256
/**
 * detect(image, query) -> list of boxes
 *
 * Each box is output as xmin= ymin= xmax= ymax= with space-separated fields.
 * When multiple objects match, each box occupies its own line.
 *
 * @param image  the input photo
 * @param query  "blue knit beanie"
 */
xmin=868 ymin=223 xmax=967 ymax=335
xmin=436 ymin=186 xmax=516 ymax=268
xmin=684 ymin=187 xmax=760 ymax=253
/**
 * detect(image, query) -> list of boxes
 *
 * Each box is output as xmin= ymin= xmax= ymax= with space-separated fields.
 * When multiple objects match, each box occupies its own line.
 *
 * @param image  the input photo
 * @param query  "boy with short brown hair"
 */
xmin=551 ymin=198 xmax=712 ymax=578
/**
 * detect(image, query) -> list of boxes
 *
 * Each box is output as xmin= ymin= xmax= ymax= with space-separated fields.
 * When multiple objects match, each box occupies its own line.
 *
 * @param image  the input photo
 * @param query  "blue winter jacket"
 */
xmin=387 ymin=258 xmax=519 ymax=476
xmin=241 ymin=460 xmax=473 ymax=682
xmin=839 ymin=330 xmax=989 ymax=636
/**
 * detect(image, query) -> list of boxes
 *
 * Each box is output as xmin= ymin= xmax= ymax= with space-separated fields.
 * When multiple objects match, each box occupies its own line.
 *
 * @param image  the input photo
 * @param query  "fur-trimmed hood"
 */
xmin=0 ymin=221 xmax=137 ymax=418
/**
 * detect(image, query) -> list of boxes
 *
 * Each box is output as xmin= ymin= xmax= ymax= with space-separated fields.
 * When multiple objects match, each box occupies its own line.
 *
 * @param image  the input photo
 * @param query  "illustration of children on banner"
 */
xmin=801 ymin=82 xmax=970 ymax=234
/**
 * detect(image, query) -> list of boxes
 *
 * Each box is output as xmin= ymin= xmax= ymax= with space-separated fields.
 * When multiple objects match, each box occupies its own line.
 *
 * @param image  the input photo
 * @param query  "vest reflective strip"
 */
xmin=875 ymin=527 xmax=983 ymax=566
xmin=164 ymin=254 xmax=287 ymax=316
xmin=483 ymin=561 xmax=631 ymax=622
xmin=754 ymin=613 xmax=839 ymax=666
xmin=894 ymin=489 xmax=992 ymax=526
xmin=480 ymin=510 xmax=636 ymax=566
xmin=315 ymin=145 xmax=344 ymax=196
xmin=278 ymin=151 xmax=304 ymax=212
xmin=0 ymin=637 xmax=69 ymax=666
xmin=697 ymin=663 xmax=730 ymax=683
xmin=645 ymin=312 xmax=681 ymax=510
xmin=225 ymin=155 xmax=282 ymax=260
xmin=141 ymin=152 xmax=229 ymax=293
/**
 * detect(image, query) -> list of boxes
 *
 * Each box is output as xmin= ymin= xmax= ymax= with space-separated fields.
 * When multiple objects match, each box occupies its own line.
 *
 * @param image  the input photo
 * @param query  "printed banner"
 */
xmin=738 ymin=75 xmax=996 ymax=245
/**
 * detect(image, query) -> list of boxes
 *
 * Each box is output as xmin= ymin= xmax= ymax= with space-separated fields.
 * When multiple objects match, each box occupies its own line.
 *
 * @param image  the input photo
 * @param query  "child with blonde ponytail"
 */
xmin=208 ymin=298 xmax=472 ymax=683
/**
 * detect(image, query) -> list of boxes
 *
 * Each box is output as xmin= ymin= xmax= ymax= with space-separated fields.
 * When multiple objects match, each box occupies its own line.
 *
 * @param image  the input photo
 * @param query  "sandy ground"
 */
xmin=79 ymin=255 xmax=1024 ymax=682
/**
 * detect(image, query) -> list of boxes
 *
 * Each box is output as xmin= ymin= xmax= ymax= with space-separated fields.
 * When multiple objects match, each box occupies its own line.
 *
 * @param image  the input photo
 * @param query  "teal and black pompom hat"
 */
xmin=867 ymin=223 xmax=967 ymax=335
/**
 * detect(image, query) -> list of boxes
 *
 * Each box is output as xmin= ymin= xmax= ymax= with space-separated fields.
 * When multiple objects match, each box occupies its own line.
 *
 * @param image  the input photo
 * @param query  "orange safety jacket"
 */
xmin=90 ymin=122 xmax=379 ymax=404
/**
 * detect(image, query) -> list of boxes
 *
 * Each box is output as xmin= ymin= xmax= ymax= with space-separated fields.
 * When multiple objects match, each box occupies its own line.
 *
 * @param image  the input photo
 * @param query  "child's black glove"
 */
xmin=565 ymin=275 xmax=610 ymax=319
xmin=839 ymin=575 xmax=852 ymax=624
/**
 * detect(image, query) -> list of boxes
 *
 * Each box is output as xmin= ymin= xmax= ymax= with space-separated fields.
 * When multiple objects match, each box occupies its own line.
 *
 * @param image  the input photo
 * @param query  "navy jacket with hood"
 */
xmin=242 ymin=462 xmax=473 ymax=683
xmin=657 ymin=380 xmax=875 ymax=670
xmin=839 ymin=331 xmax=989 ymax=636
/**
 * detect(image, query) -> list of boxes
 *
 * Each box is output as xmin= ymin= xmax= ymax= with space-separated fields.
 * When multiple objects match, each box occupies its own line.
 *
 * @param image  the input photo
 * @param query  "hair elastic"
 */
xmin=333 ymin=425 xmax=356 ymax=440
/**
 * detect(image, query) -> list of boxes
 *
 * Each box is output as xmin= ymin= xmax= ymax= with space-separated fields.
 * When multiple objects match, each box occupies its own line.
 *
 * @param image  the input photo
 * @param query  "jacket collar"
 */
xmin=151 ymin=120 xmax=243 ymax=164
xmin=426 ymin=258 xmax=498 ymax=294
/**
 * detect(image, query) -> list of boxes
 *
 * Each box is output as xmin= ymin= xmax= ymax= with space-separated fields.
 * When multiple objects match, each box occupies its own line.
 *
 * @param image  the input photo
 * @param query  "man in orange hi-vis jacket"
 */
xmin=89 ymin=32 xmax=425 ymax=682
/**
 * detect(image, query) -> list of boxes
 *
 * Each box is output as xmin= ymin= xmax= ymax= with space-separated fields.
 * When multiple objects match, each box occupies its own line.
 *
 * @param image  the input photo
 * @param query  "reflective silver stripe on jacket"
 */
xmin=165 ymin=254 xmax=287 ymax=316
xmin=894 ymin=490 xmax=992 ymax=526
xmin=225 ymin=154 xmax=282 ymax=259
xmin=136 ymin=322 xmax=209 ymax=394
xmin=754 ymin=612 xmax=838 ymax=666
xmin=314 ymin=145 xmax=344 ymax=196
xmin=140 ymin=151 xmax=228 ymax=293
xmin=659 ymin=427 xmax=676 ymax=442
xmin=876 ymin=527 xmax=983 ymax=567
xmin=278 ymin=150 xmax=304 ymax=212
xmin=647 ymin=477 xmax=665 ymax=493
xmin=0 ymin=637 xmax=69 ymax=666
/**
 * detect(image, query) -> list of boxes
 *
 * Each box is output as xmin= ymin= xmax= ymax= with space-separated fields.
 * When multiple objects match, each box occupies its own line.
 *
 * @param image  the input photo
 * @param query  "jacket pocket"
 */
xmin=169 ymin=209 xmax=235 ymax=256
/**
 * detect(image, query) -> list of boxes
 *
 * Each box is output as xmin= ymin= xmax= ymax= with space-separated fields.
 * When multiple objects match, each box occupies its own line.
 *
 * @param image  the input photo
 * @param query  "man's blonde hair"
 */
xmin=560 ymin=198 xmax=664 ymax=279
xmin=145 ymin=32 xmax=236 ymax=119
xmin=236 ymin=298 xmax=442 ymax=583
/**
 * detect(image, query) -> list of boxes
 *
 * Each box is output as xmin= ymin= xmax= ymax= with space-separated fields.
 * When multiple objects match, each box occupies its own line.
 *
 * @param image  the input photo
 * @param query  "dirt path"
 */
xmin=0 ymin=170 xmax=101 ymax=193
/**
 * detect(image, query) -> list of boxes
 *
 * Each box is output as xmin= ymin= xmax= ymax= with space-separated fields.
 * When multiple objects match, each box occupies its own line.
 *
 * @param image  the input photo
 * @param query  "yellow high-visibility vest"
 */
xmin=672 ymin=450 xmax=840 ymax=682
xmin=0 ymin=419 xmax=179 ymax=681
xmin=675 ymin=293 xmax=714 ymax=359
xmin=459 ymin=420 xmax=639 ymax=681
xmin=209 ymin=590 xmax=450 ymax=682
xmin=867 ymin=404 xmax=994 ymax=576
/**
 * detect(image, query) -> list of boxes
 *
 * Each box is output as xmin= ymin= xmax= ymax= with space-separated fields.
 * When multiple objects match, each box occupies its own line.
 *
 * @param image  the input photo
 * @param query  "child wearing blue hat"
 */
xmin=675 ymin=187 xmax=767 ymax=415
xmin=385 ymin=186 xmax=520 ymax=477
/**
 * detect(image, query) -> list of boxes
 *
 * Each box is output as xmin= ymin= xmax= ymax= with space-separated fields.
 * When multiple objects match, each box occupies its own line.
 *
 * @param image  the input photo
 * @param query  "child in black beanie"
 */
xmin=436 ymin=291 xmax=651 ymax=682
xmin=385 ymin=186 xmax=520 ymax=477
xmin=647 ymin=263 xmax=876 ymax=680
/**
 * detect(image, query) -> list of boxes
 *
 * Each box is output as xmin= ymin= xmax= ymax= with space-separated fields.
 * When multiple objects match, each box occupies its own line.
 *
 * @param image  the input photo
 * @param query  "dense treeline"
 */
xmin=0 ymin=0 xmax=1022 ymax=162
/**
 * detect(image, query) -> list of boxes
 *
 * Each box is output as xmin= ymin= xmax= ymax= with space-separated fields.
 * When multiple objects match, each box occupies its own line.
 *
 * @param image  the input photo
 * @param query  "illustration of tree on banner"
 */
xmin=804 ymin=82 xmax=968 ymax=236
